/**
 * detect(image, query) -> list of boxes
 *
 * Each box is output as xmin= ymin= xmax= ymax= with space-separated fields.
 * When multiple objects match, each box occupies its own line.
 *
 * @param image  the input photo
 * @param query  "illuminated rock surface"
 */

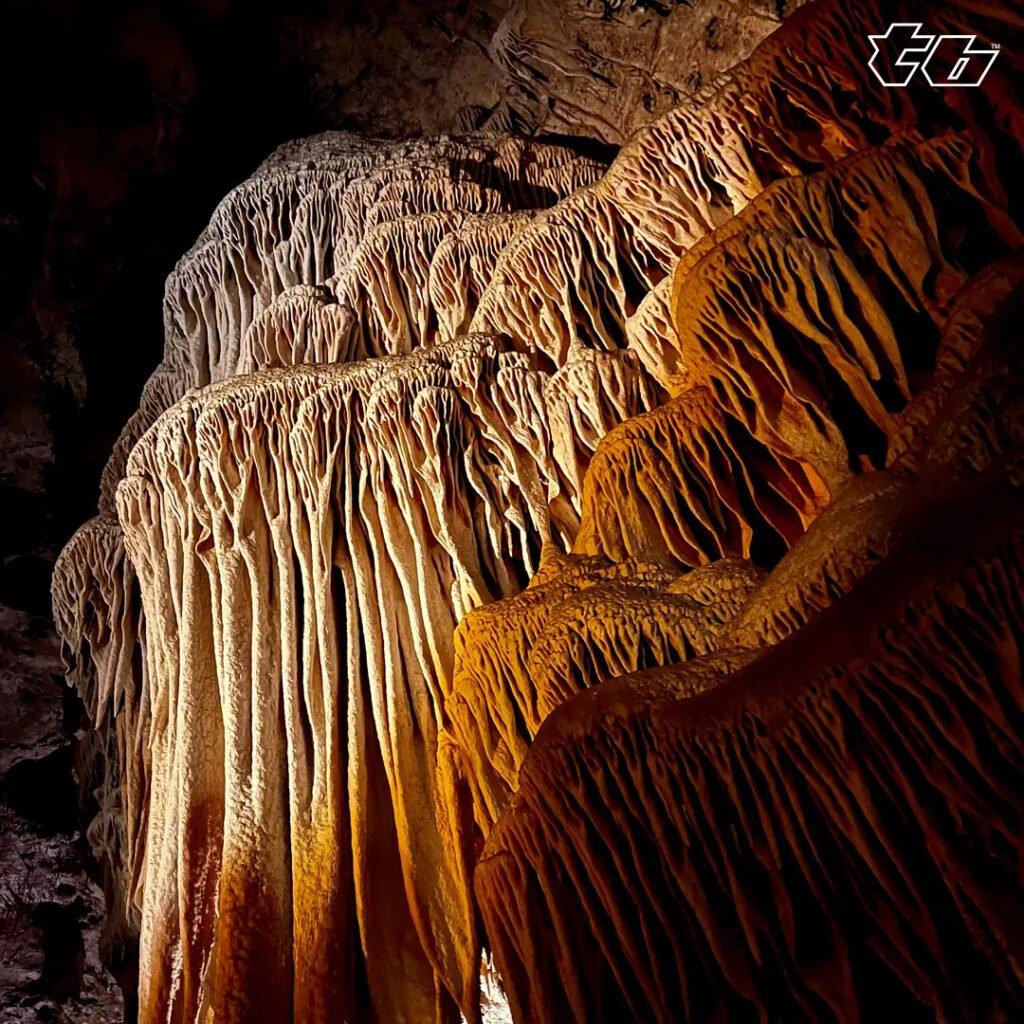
xmin=49 ymin=0 xmax=1024 ymax=1020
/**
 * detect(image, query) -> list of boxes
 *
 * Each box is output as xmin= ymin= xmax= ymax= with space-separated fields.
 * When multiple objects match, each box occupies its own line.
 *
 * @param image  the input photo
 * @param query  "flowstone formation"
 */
xmin=53 ymin=0 xmax=1024 ymax=1021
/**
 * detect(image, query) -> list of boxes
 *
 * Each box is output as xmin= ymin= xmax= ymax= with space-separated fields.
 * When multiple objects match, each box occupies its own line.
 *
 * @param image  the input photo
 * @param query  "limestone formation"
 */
xmin=475 ymin=290 xmax=1024 ymax=1017
xmin=51 ymin=514 xmax=148 ymax=994
xmin=469 ymin=0 xmax=1024 ymax=1011
xmin=51 ymin=0 xmax=1024 ymax=1020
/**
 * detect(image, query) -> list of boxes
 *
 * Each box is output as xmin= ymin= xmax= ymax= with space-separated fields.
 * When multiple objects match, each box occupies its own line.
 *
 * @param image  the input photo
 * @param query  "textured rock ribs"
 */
xmin=467 ymin=2 xmax=1024 ymax=1018
xmin=475 ymin=270 xmax=1024 ymax=1019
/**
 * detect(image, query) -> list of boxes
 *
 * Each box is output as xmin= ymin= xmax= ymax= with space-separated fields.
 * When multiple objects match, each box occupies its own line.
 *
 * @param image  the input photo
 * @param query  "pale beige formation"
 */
xmin=57 ymin=131 xmax=638 ymax=1021
xmin=109 ymin=333 xmax=648 ymax=1022
xmin=51 ymin=514 xmax=148 ymax=968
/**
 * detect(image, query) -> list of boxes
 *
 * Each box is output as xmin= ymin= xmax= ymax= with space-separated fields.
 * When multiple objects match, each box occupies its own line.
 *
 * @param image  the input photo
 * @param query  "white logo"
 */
xmin=867 ymin=23 xmax=1000 ymax=87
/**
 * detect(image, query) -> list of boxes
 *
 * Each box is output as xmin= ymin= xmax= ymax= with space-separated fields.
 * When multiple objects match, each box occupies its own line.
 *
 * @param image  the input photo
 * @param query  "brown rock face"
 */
xmin=48 ymin=0 xmax=1024 ymax=1021
xmin=467 ymin=1 xmax=1024 ymax=1018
